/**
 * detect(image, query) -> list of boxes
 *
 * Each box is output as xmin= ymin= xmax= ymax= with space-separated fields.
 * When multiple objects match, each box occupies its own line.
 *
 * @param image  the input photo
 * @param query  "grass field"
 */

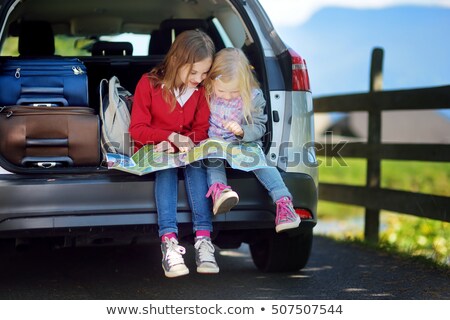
xmin=316 ymin=157 xmax=450 ymax=266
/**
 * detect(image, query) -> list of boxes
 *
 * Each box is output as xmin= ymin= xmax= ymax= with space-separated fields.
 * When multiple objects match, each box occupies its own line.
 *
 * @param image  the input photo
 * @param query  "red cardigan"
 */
xmin=129 ymin=74 xmax=210 ymax=150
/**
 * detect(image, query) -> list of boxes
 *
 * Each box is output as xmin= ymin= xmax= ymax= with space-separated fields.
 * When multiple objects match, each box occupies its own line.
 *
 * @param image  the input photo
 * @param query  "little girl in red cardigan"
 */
xmin=129 ymin=30 xmax=217 ymax=278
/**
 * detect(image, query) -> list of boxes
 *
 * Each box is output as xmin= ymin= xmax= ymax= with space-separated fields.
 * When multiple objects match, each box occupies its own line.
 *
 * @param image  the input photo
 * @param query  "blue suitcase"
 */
xmin=0 ymin=58 xmax=88 ymax=106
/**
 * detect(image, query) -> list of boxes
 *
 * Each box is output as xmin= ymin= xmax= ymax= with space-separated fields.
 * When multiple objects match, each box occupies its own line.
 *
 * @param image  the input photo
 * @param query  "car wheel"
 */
xmin=249 ymin=229 xmax=313 ymax=272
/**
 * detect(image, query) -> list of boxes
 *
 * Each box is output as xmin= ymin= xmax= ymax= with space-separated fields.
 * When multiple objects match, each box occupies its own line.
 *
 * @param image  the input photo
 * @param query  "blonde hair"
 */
xmin=205 ymin=48 xmax=259 ymax=123
xmin=148 ymin=30 xmax=215 ymax=111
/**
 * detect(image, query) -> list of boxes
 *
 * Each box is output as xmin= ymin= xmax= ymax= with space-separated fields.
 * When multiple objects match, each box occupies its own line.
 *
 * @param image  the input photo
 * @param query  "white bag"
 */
xmin=99 ymin=76 xmax=134 ymax=156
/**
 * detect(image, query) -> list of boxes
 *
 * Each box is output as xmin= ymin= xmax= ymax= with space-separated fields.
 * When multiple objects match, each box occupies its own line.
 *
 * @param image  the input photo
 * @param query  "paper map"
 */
xmin=106 ymin=138 xmax=268 ymax=176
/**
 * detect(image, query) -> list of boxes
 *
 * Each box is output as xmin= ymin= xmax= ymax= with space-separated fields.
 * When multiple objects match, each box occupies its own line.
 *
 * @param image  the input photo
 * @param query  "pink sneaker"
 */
xmin=275 ymin=197 xmax=301 ymax=232
xmin=206 ymin=183 xmax=239 ymax=215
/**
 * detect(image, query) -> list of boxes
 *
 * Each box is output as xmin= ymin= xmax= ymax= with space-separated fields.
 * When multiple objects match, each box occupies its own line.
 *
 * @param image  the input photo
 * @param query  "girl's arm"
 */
xmin=240 ymin=89 xmax=268 ymax=142
xmin=185 ymin=89 xmax=211 ymax=144
xmin=129 ymin=76 xmax=173 ymax=149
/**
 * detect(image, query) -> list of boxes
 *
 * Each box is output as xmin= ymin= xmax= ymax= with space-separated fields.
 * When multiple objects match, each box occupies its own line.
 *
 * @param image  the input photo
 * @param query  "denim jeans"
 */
xmin=155 ymin=162 xmax=213 ymax=237
xmin=206 ymin=159 xmax=292 ymax=202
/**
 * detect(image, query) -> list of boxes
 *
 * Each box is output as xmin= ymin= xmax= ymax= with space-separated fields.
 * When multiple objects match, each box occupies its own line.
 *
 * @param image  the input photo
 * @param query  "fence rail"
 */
xmin=314 ymin=85 xmax=450 ymax=112
xmin=313 ymin=48 xmax=450 ymax=242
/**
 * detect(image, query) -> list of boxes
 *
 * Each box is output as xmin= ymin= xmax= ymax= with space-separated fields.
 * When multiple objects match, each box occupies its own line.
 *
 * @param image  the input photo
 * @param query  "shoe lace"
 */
xmin=276 ymin=197 xmax=296 ymax=223
xmin=164 ymin=238 xmax=186 ymax=267
xmin=194 ymin=238 xmax=215 ymax=263
xmin=206 ymin=183 xmax=230 ymax=202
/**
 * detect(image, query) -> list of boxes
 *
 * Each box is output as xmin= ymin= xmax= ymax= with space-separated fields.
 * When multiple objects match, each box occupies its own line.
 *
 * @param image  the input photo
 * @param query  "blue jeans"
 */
xmin=155 ymin=162 xmax=213 ymax=237
xmin=206 ymin=159 xmax=292 ymax=202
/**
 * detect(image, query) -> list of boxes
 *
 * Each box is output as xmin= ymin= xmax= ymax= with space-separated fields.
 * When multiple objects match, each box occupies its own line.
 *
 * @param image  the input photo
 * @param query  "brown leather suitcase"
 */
xmin=0 ymin=106 xmax=100 ymax=168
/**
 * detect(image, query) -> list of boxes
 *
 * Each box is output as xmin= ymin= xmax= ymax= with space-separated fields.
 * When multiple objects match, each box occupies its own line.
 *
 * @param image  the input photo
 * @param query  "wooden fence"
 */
xmin=313 ymin=48 xmax=450 ymax=242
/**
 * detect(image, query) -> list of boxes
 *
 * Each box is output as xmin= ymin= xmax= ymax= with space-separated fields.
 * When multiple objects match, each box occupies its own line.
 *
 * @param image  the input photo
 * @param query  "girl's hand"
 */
xmin=153 ymin=141 xmax=175 ymax=153
xmin=224 ymin=121 xmax=244 ymax=137
xmin=168 ymin=132 xmax=195 ymax=153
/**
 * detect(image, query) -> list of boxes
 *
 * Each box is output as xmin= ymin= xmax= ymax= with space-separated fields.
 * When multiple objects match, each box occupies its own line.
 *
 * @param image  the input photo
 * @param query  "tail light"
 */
xmin=289 ymin=48 xmax=311 ymax=92
xmin=295 ymin=208 xmax=313 ymax=219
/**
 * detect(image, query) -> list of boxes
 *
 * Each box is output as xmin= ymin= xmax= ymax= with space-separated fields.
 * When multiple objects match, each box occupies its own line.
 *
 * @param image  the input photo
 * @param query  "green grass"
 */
xmin=318 ymin=157 xmax=366 ymax=186
xmin=382 ymin=160 xmax=450 ymax=197
xmin=318 ymin=157 xmax=450 ymax=195
xmin=380 ymin=212 xmax=449 ymax=266
xmin=317 ymin=156 xmax=450 ymax=265
xmin=318 ymin=157 xmax=450 ymax=218
xmin=317 ymin=157 xmax=366 ymax=219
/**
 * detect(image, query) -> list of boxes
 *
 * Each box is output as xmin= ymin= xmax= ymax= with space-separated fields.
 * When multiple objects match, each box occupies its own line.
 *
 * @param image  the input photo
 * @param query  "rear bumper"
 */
xmin=0 ymin=170 xmax=317 ymax=238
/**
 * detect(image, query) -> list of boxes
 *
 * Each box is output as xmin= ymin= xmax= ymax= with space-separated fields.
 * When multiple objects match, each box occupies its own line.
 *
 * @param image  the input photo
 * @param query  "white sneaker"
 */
xmin=194 ymin=237 xmax=219 ymax=274
xmin=161 ymin=238 xmax=189 ymax=278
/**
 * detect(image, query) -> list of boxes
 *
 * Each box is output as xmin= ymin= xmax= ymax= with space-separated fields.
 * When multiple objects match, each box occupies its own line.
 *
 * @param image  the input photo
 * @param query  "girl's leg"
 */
xmin=252 ymin=167 xmax=300 ymax=232
xmin=205 ymin=159 xmax=239 ymax=215
xmin=155 ymin=167 xmax=179 ymax=237
xmin=184 ymin=162 xmax=219 ymax=274
xmin=155 ymin=168 xmax=189 ymax=278
xmin=206 ymin=158 xmax=228 ymax=187
xmin=184 ymin=162 xmax=213 ymax=234
xmin=252 ymin=167 xmax=292 ymax=202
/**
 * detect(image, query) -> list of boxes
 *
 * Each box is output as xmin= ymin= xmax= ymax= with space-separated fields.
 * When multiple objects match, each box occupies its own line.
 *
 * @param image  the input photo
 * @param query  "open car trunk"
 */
xmin=0 ymin=0 xmax=270 ymax=175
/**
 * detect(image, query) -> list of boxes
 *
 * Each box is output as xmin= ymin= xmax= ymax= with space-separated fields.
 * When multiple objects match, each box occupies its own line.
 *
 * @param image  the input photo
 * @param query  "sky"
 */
xmin=258 ymin=0 xmax=450 ymax=97
xmin=259 ymin=0 xmax=450 ymax=27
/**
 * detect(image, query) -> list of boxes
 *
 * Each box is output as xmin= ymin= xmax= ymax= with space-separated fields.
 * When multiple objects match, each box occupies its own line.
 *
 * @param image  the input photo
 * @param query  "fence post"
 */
xmin=365 ymin=47 xmax=384 ymax=243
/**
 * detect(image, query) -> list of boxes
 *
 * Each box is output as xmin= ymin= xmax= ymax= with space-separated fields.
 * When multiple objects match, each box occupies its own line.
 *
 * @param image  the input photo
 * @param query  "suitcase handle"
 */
xmin=20 ymin=87 xmax=64 ymax=95
xmin=16 ymin=96 xmax=69 ymax=106
xmin=21 ymin=156 xmax=74 ymax=168
xmin=26 ymin=138 xmax=69 ymax=147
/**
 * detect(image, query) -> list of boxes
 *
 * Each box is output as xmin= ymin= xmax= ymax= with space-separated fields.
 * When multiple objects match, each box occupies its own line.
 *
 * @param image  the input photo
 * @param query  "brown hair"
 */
xmin=148 ymin=30 xmax=215 ymax=110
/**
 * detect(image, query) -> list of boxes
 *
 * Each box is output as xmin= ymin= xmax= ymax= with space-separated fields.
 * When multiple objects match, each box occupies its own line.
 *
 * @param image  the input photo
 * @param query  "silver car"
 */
xmin=0 ymin=0 xmax=317 ymax=272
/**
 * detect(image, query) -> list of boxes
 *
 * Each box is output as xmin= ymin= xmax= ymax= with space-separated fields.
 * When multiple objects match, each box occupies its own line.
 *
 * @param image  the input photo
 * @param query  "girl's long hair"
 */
xmin=204 ymin=48 xmax=259 ymax=123
xmin=148 ymin=29 xmax=215 ymax=111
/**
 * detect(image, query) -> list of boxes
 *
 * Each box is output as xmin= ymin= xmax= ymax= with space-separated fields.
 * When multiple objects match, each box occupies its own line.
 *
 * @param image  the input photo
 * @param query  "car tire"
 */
xmin=249 ymin=228 xmax=313 ymax=272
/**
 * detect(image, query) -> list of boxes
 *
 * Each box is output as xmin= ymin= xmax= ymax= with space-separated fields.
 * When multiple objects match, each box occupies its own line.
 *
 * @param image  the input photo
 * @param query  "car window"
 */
xmin=0 ymin=33 xmax=150 ymax=57
xmin=100 ymin=33 xmax=150 ymax=56
xmin=1 ymin=34 xmax=92 ymax=56
xmin=211 ymin=17 xmax=233 ymax=48
xmin=0 ymin=36 xmax=19 ymax=56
